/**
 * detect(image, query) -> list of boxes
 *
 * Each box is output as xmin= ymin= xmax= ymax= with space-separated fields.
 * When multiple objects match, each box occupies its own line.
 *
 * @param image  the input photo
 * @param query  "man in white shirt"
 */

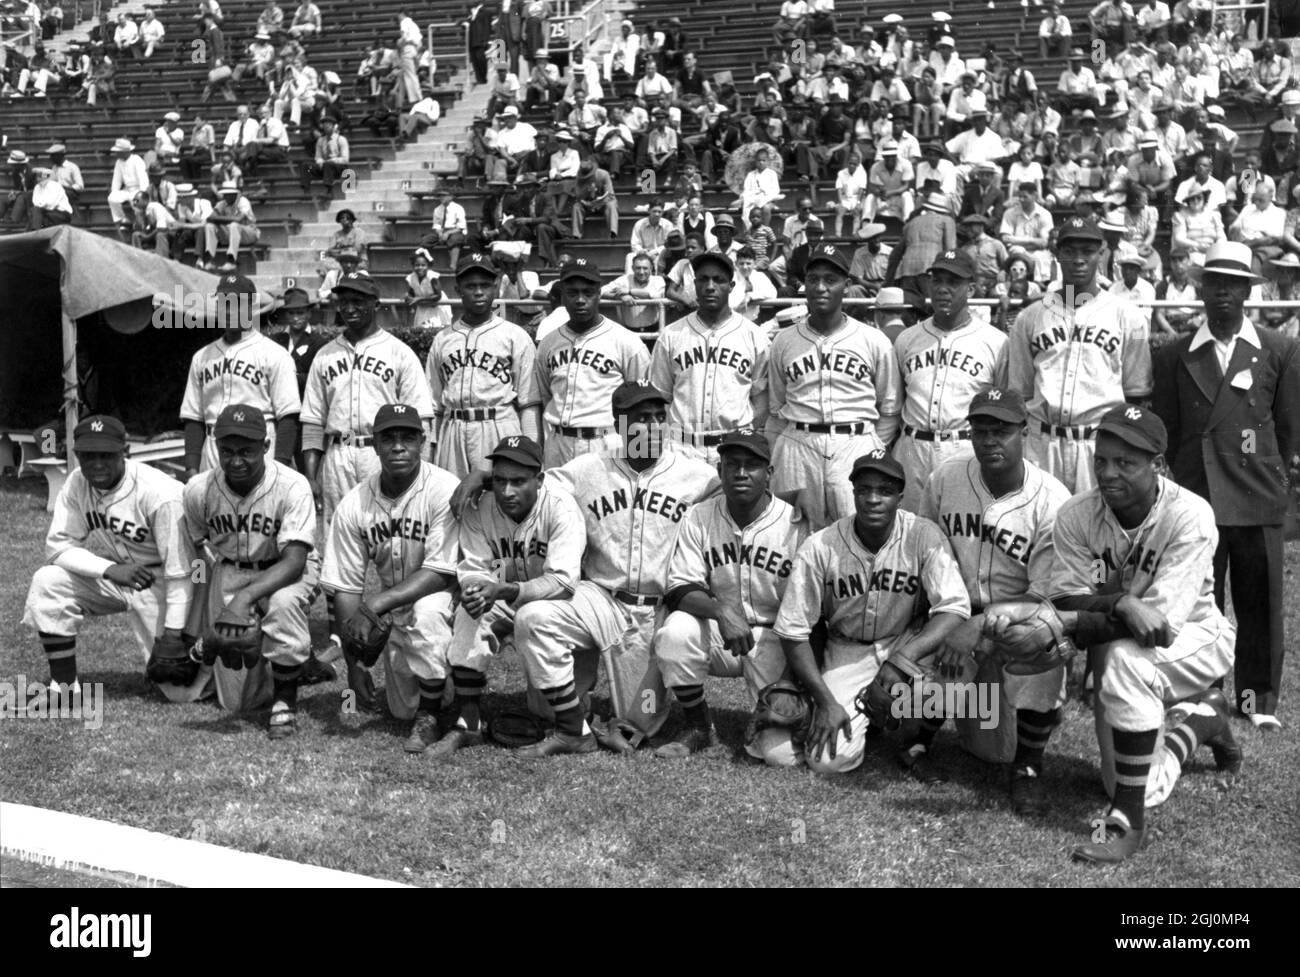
xmin=140 ymin=7 xmax=166 ymax=58
xmin=400 ymin=93 xmax=441 ymax=140
xmin=223 ymin=104 xmax=260 ymax=153
xmin=1056 ymin=47 xmax=1098 ymax=113
xmin=1137 ymin=0 xmax=1171 ymax=41
xmin=168 ymin=184 xmax=214 ymax=257
xmin=487 ymin=62 xmax=521 ymax=119
xmin=1229 ymin=186 xmax=1286 ymax=273
xmin=1174 ymin=154 xmax=1227 ymax=211
xmin=945 ymin=110 xmax=1003 ymax=183
xmin=730 ymin=246 xmax=777 ymax=321
xmin=636 ymin=58 xmax=674 ymax=106
xmin=1040 ymin=2 xmax=1074 ymax=58
xmin=114 ymin=14 xmax=140 ymax=59
xmin=242 ymin=103 xmax=289 ymax=174
xmin=1109 ymin=249 xmax=1156 ymax=322
xmin=602 ymin=251 xmax=666 ymax=333
xmin=398 ymin=11 xmax=422 ymax=49
xmin=107 ymin=138 xmax=148 ymax=227
xmin=629 ymin=198 xmax=672 ymax=270
xmin=928 ymin=36 xmax=965 ymax=94
xmin=491 ymin=106 xmax=537 ymax=180
xmin=30 ymin=168 xmax=73 ymax=229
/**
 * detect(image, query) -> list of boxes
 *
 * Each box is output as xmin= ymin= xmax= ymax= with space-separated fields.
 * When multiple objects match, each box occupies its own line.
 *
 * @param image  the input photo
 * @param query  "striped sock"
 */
xmin=1110 ymin=727 xmax=1159 ymax=830
xmin=325 ymin=593 xmax=338 ymax=641
xmin=40 ymin=633 xmax=77 ymax=686
xmin=672 ymin=684 xmax=708 ymax=726
xmin=452 ymin=666 xmax=486 ymax=730
xmin=1165 ymin=707 xmax=1221 ymax=767
xmin=1013 ymin=707 xmax=1061 ymax=772
xmin=271 ymin=663 xmax=302 ymax=708
xmin=543 ymin=680 xmax=584 ymax=735
xmin=418 ymin=678 xmax=446 ymax=716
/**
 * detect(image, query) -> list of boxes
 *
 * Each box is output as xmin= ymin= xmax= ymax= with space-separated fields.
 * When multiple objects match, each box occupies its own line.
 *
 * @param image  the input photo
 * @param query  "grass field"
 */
xmin=2 ymin=476 xmax=1298 ymax=888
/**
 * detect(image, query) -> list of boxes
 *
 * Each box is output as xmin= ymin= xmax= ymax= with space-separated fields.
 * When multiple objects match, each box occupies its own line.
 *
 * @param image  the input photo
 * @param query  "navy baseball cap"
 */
xmin=73 ymin=414 xmax=127 ymax=452
xmin=1097 ymin=404 xmax=1167 ymax=455
xmin=212 ymin=404 xmax=267 ymax=440
xmin=215 ymin=273 xmax=257 ymax=296
xmin=487 ymin=434 xmax=544 ymax=470
xmin=1056 ymin=216 xmax=1104 ymax=245
xmin=929 ymin=249 xmax=976 ymax=279
xmin=372 ymin=403 xmax=423 ymax=433
xmin=849 ymin=448 xmax=905 ymax=485
xmin=332 ymin=271 xmax=380 ymax=298
xmin=804 ymin=243 xmax=851 ymax=275
xmin=611 ymin=380 xmax=667 ymax=414
xmin=690 ymin=250 xmax=734 ymax=277
xmin=716 ymin=428 xmax=771 ymax=462
xmin=456 ymin=251 xmax=499 ymax=278
xmin=559 ymin=257 xmax=603 ymax=284
xmin=968 ymin=387 xmax=1027 ymax=424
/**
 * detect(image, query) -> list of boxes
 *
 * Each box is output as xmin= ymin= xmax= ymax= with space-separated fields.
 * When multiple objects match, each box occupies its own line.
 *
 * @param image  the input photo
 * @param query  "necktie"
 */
xmin=237 ymin=123 xmax=246 ymax=147
xmin=259 ymin=122 xmax=267 ymax=139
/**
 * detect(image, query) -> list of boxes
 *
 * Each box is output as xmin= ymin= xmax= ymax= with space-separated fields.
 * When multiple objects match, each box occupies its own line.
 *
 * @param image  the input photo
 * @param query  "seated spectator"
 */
xmin=0 ymin=150 xmax=34 ymax=227
xmin=1117 ymin=185 xmax=1162 ymax=278
xmin=288 ymin=1 xmax=321 ymax=40
xmin=1136 ymin=0 xmax=1171 ymax=41
xmin=357 ymin=39 xmax=397 ymax=99
xmin=959 ymin=160 xmax=1006 ymax=227
xmin=929 ymin=35 xmax=965 ymax=95
xmin=414 ymin=187 xmax=465 ymax=268
xmin=961 ymin=214 xmax=1008 ymax=298
xmin=139 ymin=7 xmax=165 ymax=58
xmin=402 ymin=248 xmax=449 ymax=330
xmin=808 ymin=0 xmax=837 ymax=37
xmin=832 ymin=149 xmax=869 ymax=238
xmin=497 ymin=173 xmax=565 ymax=268
xmin=912 ymin=65 xmax=945 ymax=139
xmin=1068 ymin=110 xmax=1106 ymax=166
xmin=643 ymin=108 xmax=679 ymax=189
xmin=275 ymin=54 xmax=318 ymax=127
xmin=1255 ymin=253 xmax=1300 ymax=339
xmin=233 ymin=31 xmax=277 ymax=90
xmin=487 ymin=105 xmax=537 ymax=182
xmin=1090 ymin=0 xmax=1135 ymax=49
xmin=862 ymin=141 xmax=914 ymax=225
xmin=486 ymin=60 xmax=520 ymax=119
xmin=730 ymin=246 xmax=777 ymax=321
xmin=664 ymin=233 xmax=707 ymax=312
xmin=672 ymin=51 xmax=711 ymax=113
xmin=999 ymin=182 xmax=1054 ymax=282
xmin=1044 ymin=145 xmax=1083 ymax=207
xmin=400 ymin=91 xmax=441 ymax=141
xmin=106 ymin=138 xmax=147 ymax=230
xmin=59 ymin=42 xmax=90 ymax=92
xmin=150 ymin=111 xmax=186 ymax=169
xmin=177 ymin=115 xmax=217 ymax=181
xmin=628 ymin=197 xmax=672 ymax=271
xmin=130 ymin=190 xmax=174 ymax=256
xmin=1040 ymin=1 xmax=1073 ymax=58
xmin=1174 ymin=153 xmax=1226 ymax=210
xmin=945 ymin=72 xmax=989 ymax=139
xmin=1126 ymin=131 xmax=1176 ymax=203
xmin=317 ymin=246 xmax=361 ymax=303
xmin=257 ymin=1 xmax=285 ymax=41
xmin=526 ymin=48 xmax=563 ymax=108
xmin=145 ymin=162 xmax=178 ymax=213
xmin=1254 ymin=40 xmax=1293 ymax=106
xmin=571 ymin=158 xmax=619 ymax=239
xmin=242 ymin=103 xmax=290 ymax=175
xmin=298 ymin=117 xmax=348 ymax=197
xmin=845 ymin=223 xmax=891 ymax=298
xmin=45 ymin=144 xmax=82 ymax=208
xmin=454 ymin=116 xmax=492 ymax=180
xmin=1055 ymin=48 xmax=1098 ymax=113
xmin=1229 ymin=186 xmax=1286 ymax=274
xmin=1224 ymin=153 xmax=1276 ymax=220
xmin=602 ymin=251 xmax=665 ymax=333
xmin=1170 ymin=187 xmax=1225 ymax=271
xmin=168 ymin=183 xmax=213 ymax=257
xmin=772 ymin=0 xmax=808 ymax=47
xmin=1108 ymin=248 xmax=1155 ymax=323
xmin=224 ymin=104 xmax=260 ymax=157
xmin=84 ymin=48 xmax=116 ymax=106
xmin=201 ymin=181 xmax=259 ymax=270
xmin=330 ymin=208 xmax=368 ymax=266
xmin=1151 ymin=247 xmax=1202 ymax=339
xmin=114 ymin=13 xmax=140 ymax=60
xmin=492 ymin=244 xmax=545 ymax=328
xmin=1008 ymin=144 xmax=1046 ymax=196
xmin=994 ymin=249 xmax=1043 ymax=327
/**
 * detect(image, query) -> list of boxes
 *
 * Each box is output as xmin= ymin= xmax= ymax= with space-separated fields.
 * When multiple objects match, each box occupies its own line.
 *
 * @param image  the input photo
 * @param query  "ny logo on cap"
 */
xmin=226 ymin=275 xmax=237 ymax=283
xmin=233 ymin=410 xmax=246 ymax=422
xmin=90 ymin=420 xmax=104 ymax=432
xmin=472 ymin=252 xmax=486 ymax=261
xmin=392 ymin=405 xmax=407 ymax=414
xmin=1125 ymin=407 xmax=1143 ymax=421
xmin=736 ymin=426 xmax=755 ymax=437
xmin=507 ymin=436 xmax=521 ymax=448
xmin=820 ymin=245 xmax=836 ymax=255
xmin=868 ymin=448 xmax=887 ymax=460
xmin=573 ymin=258 xmax=588 ymax=266
xmin=1068 ymin=218 xmax=1085 ymax=228
xmin=943 ymin=250 xmax=956 ymax=260
xmin=987 ymin=390 xmax=1003 ymax=400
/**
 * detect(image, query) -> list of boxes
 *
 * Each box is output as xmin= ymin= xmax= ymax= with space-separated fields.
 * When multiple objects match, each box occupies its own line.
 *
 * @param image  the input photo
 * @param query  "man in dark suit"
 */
xmin=495 ymin=0 xmax=524 ymax=74
xmin=464 ymin=3 xmax=495 ymax=85
xmin=1152 ymin=240 xmax=1300 ymax=732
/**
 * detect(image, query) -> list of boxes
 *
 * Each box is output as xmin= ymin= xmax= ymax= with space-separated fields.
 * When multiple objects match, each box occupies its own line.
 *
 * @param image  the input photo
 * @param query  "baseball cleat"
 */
xmin=653 ymin=724 xmax=718 ymax=759
xmin=1071 ymin=812 xmax=1149 ymax=865
xmin=591 ymin=716 xmax=645 ymax=754
xmin=512 ymin=730 xmax=599 ymax=759
xmin=897 ymin=745 xmax=947 ymax=784
xmin=300 ymin=651 xmax=337 ymax=685
xmin=1009 ymin=765 xmax=1048 ymax=816
xmin=426 ymin=726 xmax=484 ymax=759
xmin=404 ymin=712 xmax=440 ymax=754
xmin=1249 ymin=713 xmax=1282 ymax=733
xmin=268 ymin=704 xmax=297 ymax=740
xmin=1191 ymin=689 xmax=1244 ymax=774
xmin=345 ymin=660 xmax=379 ymax=713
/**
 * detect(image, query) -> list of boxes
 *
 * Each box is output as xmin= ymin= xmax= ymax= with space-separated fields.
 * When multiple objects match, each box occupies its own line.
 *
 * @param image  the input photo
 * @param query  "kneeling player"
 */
xmin=654 ymin=429 xmax=807 ymax=758
xmin=183 ymin=404 xmax=319 ymax=738
xmin=766 ymin=450 xmax=970 ymax=773
xmin=320 ymin=404 xmax=460 ymax=749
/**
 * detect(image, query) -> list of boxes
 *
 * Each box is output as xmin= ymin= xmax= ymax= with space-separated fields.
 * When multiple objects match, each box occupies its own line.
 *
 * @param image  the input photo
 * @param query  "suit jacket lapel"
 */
xmin=1205 ymin=337 xmax=1259 ymax=433
xmin=1181 ymin=340 xmax=1222 ymax=406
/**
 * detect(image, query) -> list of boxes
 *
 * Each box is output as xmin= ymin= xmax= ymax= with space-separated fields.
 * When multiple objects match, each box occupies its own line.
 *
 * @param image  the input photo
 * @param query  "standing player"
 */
xmin=512 ymin=383 xmax=719 ymax=757
xmin=916 ymin=388 xmax=1072 ymax=807
xmin=182 ymin=404 xmax=318 ymax=737
xmin=425 ymin=252 xmax=541 ymax=479
xmin=654 ymin=429 xmax=807 ymax=758
xmin=179 ymin=273 xmax=300 ymax=479
xmin=23 ymin=415 xmax=206 ymax=703
xmin=319 ymin=404 xmax=460 ymax=736
xmin=534 ymin=257 xmax=651 ymax=469
xmin=433 ymin=435 xmax=587 ymax=757
xmin=1004 ymin=216 xmax=1152 ymax=493
xmin=649 ymin=251 xmax=770 ymax=464
xmin=766 ymin=243 xmax=902 ymax=530
xmin=892 ymin=250 xmax=1007 ymax=512
xmin=762 ymin=450 xmax=970 ymax=773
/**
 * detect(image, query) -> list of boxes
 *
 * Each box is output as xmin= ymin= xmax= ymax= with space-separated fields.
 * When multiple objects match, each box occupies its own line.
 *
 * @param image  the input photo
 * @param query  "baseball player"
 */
xmin=534 ymin=257 xmax=651 ymax=469
xmin=182 ymin=404 xmax=319 ymax=736
xmin=914 ymin=388 xmax=1072 ymax=807
xmin=179 ymin=274 xmax=301 ymax=478
xmin=511 ymin=382 xmax=720 ymax=757
xmin=23 ymin=415 xmax=207 ymax=703
xmin=654 ymin=428 xmax=807 ymax=758
xmin=431 ymin=435 xmax=587 ymax=757
xmin=649 ymin=251 xmax=770 ymax=464
xmin=892 ymin=249 xmax=1007 ymax=512
xmin=766 ymin=243 xmax=902 ymax=530
xmin=320 ymin=404 xmax=460 ymax=742
xmin=764 ymin=450 xmax=970 ymax=773
xmin=1004 ymin=216 xmax=1152 ymax=493
xmin=425 ymin=252 xmax=542 ymax=479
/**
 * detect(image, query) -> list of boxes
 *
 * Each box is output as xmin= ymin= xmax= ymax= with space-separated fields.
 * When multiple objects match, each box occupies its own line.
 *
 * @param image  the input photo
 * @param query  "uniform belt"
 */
xmin=680 ymin=431 xmax=726 ymax=447
xmin=904 ymin=425 xmax=971 ymax=443
xmin=222 ymin=557 xmax=279 ymax=571
xmin=330 ymin=433 xmax=375 ymax=447
xmin=1040 ymin=422 xmax=1096 ymax=441
xmin=793 ymin=421 xmax=868 ymax=435
xmin=447 ymin=407 xmax=502 ymax=421
xmin=555 ymin=424 xmax=607 ymax=440
xmin=612 ymin=589 xmax=661 ymax=607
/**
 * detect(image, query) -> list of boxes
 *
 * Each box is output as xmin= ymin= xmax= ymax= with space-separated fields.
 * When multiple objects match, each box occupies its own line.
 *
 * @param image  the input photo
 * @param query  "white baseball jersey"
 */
xmin=649 ymin=311 xmax=771 ymax=437
xmin=535 ymin=317 xmax=651 ymax=429
xmin=320 ymin=461 xmax=460 ymax=593
xmin=547 ymin=447 xmax=720 ymax=596
xmin=666 ymin=494 xmax=808 ymax=626
xmin=894 ymin=317 xmax=1007 ymax=432
xmin=45 ymin=460 xmax=194 ymax=580
xmin=179 ymin=331 xmax=301 ymax=427
xmin=1006 ymin=289 xmax=1152 ymax=428
xmin=918 ymin=456 xmax=1071 ymax=609
xmin=457 ymin=482 xmax=586 ymax=602
xmin=774 ymin=509 xmax=970 ymax=658
xmin=768 ymin=315 xmax=902 ymax=425
xmin=301 ymin=329 xmax=435 ymax=437
xmin=182 ymin=461 xmax=316 ymax=564
xmin=425 ymin=315 xmax=541 ymax=414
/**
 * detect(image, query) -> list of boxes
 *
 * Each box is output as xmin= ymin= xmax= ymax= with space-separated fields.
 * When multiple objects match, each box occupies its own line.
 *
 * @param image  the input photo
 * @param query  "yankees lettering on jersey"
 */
xmin=458 ymin=484 xmax=586 ymax=599
xmin=828 ymin=566 xmax=921 ymax=598
xmin=438 ymin=347 xmax=513 ymax=386
xmin=545 ymin=345 xmax=620 ymax=375
xmin=315 ymin=351 xmax=396 ymax=385
xmin=183 ymin=462 xmax=316 ymax=564
xmin=703 ymin=541 xmax=793 ymax=578
xmin=179 ymin=332 xmax=300 ymax=427
xmin=206 ymin=511 xmax=281 ymax=538
xmin=781 ymin=348 xmax=872 ymax=383
xmin=302 ymin=330 xmax=434 ymax=436
xmin=769 ymin=318 xmax=901 ymax=424
xmin=895 ymin=319 xmax=1006 ymax=431
xmin=363 ymin=515 xmax=433 ymax=546
xmin=900 ymin=346 xmax=986 ymax=379
xmin=650 ymin=313 xmax=771 ymax=436
xmin=939 ymin=513 xmax=1032 ymax=563
xmin=535 ymin=319 xmax=653 ymax=428
xmin=1027 ymin=319 xmax=1121 ymax=357
xmin=199 ymin=357 xmax=265 ymax=386
xmin=83 ymin=511 xmax=148 ymax=543
xmin=672 ymin=344 xmax=752 ymax=374
xmin=585 ymin=486 xmax=692 ymax=524
xmin=427 ymin=317 xmax=540 ymax=412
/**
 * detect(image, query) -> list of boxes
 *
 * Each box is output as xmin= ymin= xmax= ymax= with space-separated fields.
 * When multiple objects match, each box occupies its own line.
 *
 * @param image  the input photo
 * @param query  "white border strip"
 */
xmin=0 ymin=803 xmax=411 ymax=888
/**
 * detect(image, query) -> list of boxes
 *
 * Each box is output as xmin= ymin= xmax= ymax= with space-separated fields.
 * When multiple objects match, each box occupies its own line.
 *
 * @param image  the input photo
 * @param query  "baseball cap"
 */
xmin=1097 ymin=404 xmax=1167 ymax=455
xmin=487 ymin=434 xmax=544 ymax=470
xmin=73 ymin=414 xmax=127 ymax=452
xmin=559 ymin=257 xmax=603 ymax=284
xmin=716 ymin=428 xmax=771 ymax=462
xmin=1055 ymin=216 xmax=1104 ymax=244
xmin=849 ymin=448 xmax=905 ymax=485
xmin=804 ymin=243 xmax=850 ymax=275
xmin=372 ymin=403 xmax=423 ymax=434
xmin=215 ymin=273 xmax=257 ymax=296
xmin=967 ymin=387 xmax=1027 ymax=424
xmin=929 ymin=249 xmax=976 ymax=279
xmin=691 ymin=250 xmax=734 ymax=277
xmin=611 ymin=381 xmax=667 ymax=415
xmin=212 ymin=403 xmax=267 ymax=441
xmin=456 ymin=251 xmax=499 ymax=278
xmin=332 ymin=271 xmax=380 ymax=298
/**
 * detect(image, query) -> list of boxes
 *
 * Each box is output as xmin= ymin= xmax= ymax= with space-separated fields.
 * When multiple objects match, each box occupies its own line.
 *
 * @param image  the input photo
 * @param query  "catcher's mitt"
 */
xmin=750 ymin=680 xmax=813 ymax=745
xmin=204 ymin=606 xmax=264 ymax=670
xmin=146 ymin=633 xmax=199 ymax=686
xmin=854 ymin=655 xmax=928 ymax=731
xmin=486 ymin=707 xmax=546 ymax=748
xmin=981 ymin=600 xmax=1077 ymax=675
xmin=342 ymin=603 xmax=392 ymax=667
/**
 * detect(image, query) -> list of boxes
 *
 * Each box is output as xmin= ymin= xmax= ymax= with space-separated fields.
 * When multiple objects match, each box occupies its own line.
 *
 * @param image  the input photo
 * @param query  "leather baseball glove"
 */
xmin=486 ymin=707 xmax=547 ymax=748
xmin=204 ymin=606 xmax=264 ymax=670
xmin=981 ymin=600 xmax=1077 ymax=675
xmin=854 ymin=655 xmax=928 ymax=731
xmin=146 ymin=632 xmax=199 ymax=686
xmin=749 ymin=680 xmax=813 ymax=745
xmin=342 ymin=603 xmax=392 ymax=668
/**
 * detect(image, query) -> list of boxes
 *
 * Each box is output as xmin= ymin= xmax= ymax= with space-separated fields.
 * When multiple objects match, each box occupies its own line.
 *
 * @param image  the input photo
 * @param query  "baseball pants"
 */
xmin=892 ymin=430 xmax=975 ymax=513
xmin=23 ymin=565 xmax=212 ymax=704
xmin=436 ymin=413 xmax=522 ymax=480
xmin=542 ymin=426 xmax=617 ymax=470
xmin=379 ymin=591 xmax=456 ymax=721
xmin=514 ymin=580 xmax=671 ymax=738
xmin=200 ymin=422 xmax=278 ymax=473
xmin=1091 ymin=619 xmax=1235 ymax=809
xmin=772 ymin=429 xmax=883 ymax=531
xmin=654 ymin=611 xmax=787 ymax=708
xmin=322 ymin=442 xmax=382 ymax=525
xmin=1026 ymin=428 xmax=1096 ymax=495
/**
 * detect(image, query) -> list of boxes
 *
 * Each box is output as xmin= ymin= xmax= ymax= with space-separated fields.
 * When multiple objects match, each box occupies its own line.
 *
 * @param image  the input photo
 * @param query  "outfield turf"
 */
xmin=2 ymin=476 xmax=1297 ymax=888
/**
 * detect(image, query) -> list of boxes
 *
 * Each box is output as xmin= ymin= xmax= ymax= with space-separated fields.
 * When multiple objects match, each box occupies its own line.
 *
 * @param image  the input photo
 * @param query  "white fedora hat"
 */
xmin=1202 ymin=241 xmax=1262 ymax=281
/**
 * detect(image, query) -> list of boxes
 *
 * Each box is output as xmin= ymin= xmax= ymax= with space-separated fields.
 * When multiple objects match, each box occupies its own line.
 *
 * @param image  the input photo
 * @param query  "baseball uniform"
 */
xmin=513 ymin=447 xmax=720 ymax=737
xmin=183 ymin=460 xmax=319 ymax=712
xmin=534 ymin=317 xmax=651 ymax=469
xmin=425 ymin=314 xmax=541 ymax=478
xmin=301 ymin=329 xmax=435 ymax=522
xmin=320 ymin=460 xmax=460 ymax=720
xmin=893 ymin=317 xmax=1007 ymax=511
xmin=767 ymin=315 xmax=902 ymax=529
xmin=24 ymin=459 xmax=206 ymax=702
xmin=1005 ymin=290 xmax=1152 ymax=493
xmin=649 ymin=310 xmax=771 ymax=463
xmin=178 ymin=331 xmax=301 ymax=471
xmin=766 ymin=509 xmax=971 ymax=772
xmin=1048 ymin=476 xmax=1235 ymax=807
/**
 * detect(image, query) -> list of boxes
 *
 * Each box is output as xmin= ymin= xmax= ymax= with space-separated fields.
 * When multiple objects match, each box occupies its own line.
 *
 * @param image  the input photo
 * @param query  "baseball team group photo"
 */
xmin=1 ymin=0 xmax=1297 ymax=892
